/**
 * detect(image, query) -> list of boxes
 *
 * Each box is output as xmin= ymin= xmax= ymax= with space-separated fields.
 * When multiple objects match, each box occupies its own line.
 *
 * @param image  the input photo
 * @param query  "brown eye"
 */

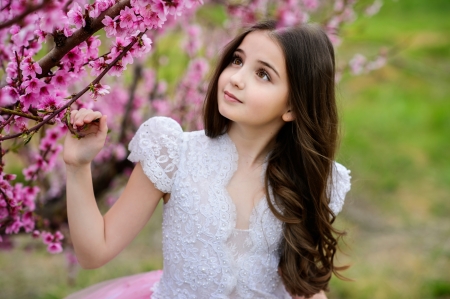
xmin=256 ymin=69 xmax=270 ymax=81
xmin=231 ymin=55 xmax=242 ymax=66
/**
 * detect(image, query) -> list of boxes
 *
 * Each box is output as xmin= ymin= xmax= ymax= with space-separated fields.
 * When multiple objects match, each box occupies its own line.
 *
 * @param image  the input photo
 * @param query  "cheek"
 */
xmin=218 ymin=71 xmax=227 ymax=91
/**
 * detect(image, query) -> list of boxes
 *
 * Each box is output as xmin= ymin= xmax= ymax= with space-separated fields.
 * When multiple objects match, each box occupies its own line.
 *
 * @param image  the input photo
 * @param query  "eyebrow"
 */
xmin=235 ymin=48 xmax=280 ymax=78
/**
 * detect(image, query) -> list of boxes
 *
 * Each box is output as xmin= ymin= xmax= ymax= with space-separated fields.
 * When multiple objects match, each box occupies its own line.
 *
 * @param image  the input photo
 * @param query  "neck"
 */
xmin=227 ymin=122 xmax=279 ymax=167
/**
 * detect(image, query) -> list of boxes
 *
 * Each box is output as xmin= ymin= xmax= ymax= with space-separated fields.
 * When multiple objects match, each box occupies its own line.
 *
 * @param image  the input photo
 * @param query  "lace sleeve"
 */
xmin=128 ymin=117 xmax=183 ymax=193
xmin=327 ymin=162 xmax=351 ymax=216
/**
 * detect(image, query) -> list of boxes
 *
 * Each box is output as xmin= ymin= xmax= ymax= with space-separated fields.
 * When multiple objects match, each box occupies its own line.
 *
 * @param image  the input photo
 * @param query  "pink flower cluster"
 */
xmin=349 ymin=49 xmax=387 ymax=75
xmin=38 ymin=230 xmax=64 ymax=254
xmin=22 ymin=126 xmax=66 ymax=181
xmin=0 ymin=173 xmax=40 ymax=240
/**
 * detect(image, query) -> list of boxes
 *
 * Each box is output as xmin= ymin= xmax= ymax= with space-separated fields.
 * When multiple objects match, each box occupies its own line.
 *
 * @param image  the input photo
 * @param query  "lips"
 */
xmin=224 ymin=91 xmax=242 ymax=103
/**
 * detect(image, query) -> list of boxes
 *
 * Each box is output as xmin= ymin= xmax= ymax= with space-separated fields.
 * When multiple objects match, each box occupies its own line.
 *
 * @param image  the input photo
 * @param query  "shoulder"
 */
xmin=139 ymin=116 xmax=183 ymax=136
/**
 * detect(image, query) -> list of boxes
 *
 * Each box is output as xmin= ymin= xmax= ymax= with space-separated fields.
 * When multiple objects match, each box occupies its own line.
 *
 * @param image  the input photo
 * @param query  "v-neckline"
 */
xmin=222 ymin=132 xmax=269 ymax=231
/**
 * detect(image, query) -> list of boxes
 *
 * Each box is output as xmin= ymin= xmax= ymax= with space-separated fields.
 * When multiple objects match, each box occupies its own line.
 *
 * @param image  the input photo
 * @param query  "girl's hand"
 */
xmin=63 ymin=108 xmax=108 ymax=167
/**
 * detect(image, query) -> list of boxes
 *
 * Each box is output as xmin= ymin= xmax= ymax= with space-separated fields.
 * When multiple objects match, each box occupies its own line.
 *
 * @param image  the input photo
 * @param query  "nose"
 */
xmin=230 ymin=69 xmax=245 ymax=90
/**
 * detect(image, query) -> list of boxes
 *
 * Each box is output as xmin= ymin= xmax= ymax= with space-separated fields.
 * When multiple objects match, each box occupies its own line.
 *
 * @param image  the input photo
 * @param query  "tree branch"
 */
xmin=0 ymin=31 xmax=145 ymax=141
xmin=0 ymin=114 xmax=14 ymax=131
xmin=0 ymin=107 xmax=43 ymax=122
xmin=37 ymin=0 xmax=131 ymax=78
xmin=0 ymin=0 xmax=51 ymax=30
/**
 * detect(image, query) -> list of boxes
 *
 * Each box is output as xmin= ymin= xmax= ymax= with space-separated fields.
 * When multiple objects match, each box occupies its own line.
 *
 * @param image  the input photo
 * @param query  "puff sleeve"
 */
xmin=128 ymin=117 xmax=183 ymax=193
xmin=327 ymin=162 xmax=352 ymax=216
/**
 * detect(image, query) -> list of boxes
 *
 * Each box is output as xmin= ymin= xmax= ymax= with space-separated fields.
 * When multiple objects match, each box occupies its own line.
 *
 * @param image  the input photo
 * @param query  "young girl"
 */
xmin=64 ymin=20 xmax=351 ymax=299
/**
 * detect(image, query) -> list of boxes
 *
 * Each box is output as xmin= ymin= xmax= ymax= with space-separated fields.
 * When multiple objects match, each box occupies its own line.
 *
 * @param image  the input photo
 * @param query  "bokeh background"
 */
xmin=1 ymin=0 xmax=449 ymax=298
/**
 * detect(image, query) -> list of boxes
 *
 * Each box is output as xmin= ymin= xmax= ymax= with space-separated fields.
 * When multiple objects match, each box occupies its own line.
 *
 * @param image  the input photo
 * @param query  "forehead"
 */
xmin=237 ymin=31 xmax=286 ymax=72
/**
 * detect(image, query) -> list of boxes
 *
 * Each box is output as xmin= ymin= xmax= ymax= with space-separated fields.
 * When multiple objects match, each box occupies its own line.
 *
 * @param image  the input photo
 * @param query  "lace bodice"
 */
xmin=128 ymin=117 xmax=351 ymax=299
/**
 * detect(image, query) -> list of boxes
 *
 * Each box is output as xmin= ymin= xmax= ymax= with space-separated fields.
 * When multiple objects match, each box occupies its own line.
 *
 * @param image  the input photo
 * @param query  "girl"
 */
xmin=64 ymin=20 xmax=351 ymax=299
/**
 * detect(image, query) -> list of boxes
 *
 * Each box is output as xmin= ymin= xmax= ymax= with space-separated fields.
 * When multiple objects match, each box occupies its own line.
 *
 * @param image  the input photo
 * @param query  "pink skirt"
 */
xmin=65 ymin=270 xmax=163 ymax=299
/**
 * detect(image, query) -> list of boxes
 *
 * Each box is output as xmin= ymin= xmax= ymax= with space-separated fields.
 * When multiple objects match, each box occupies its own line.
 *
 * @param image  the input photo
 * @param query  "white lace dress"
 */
xmin=65 ymin=116 xmax=351 ymax=299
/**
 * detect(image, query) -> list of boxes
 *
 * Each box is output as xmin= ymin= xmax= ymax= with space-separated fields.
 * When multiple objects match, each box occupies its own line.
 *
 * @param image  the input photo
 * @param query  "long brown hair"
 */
xmin=203 ymin=20 xmax=347 ymax=297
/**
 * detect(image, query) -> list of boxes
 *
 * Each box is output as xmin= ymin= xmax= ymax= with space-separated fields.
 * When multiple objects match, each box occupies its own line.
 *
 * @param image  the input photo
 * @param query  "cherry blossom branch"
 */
xmin=1 ymin=1 xmax=11 ymax=11
xmin=37 ymin=0 xmax=131 ymax=78
xmin=0 ymin=114 xmax=14 ymax=131
xmin=0 ymin=31 xmax=145 ymax=141
xmin=82 ymin=51 xmax=111 ymax=67
xmin=0 ymin=0 xmax=52 ymax=30
xmin=0 ymin=107 xmax=43 ymax=122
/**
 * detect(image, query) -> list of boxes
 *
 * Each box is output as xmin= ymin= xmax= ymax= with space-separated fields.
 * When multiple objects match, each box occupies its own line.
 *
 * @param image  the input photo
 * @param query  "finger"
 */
xmin=98 ymin=115 xmax=108 ymax=135
xmin=73 ymin=109 xmax=94 ymax=127
xmin=83 ymin=111 xmax=103 ymax=124
xmin=70 ymin=110 xmax=78 ymax=126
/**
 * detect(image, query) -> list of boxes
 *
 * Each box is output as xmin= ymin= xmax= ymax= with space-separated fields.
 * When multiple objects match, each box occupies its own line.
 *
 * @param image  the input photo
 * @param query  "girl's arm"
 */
xmin=64 ymin=109 xmax=164 ymax=269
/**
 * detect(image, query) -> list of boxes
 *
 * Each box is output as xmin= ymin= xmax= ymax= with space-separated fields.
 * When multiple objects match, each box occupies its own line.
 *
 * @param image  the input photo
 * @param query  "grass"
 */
xmin=328 ymin=0 xmax=450 ymax=297
xmin=1 ymin=0 xmax=450 ymax=298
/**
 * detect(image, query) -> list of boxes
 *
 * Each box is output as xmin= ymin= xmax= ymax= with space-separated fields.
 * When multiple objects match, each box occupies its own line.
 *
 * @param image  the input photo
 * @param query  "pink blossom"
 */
xmin=47 ymin=242 xmax=63 ymax=254
xmin=10 ymin=25 xmax=20 ymax=35
xmin=86 ymin=3 xmax=100 ymax=19
xmin=0 ymin=207 xmax=8 ymax=220
xmin=165 ymin=0 xmax=184 ymax=17
xmin=37 ymin=95 xmax=64 ymax=111
xmin=89 ymin=57 xmax=107 ymax=76
xmin=23 ymin=165 xmax=38 ymax=181
xmin=365 ymin=0 xmax=383 ymax=17
xmin=22 ymin=211 xmax=35 ymax=233
xmin=38 ymin=8 xmax=62 ymax=32
xmin=11 ymin=25 xmax=35 ymax=48
xmin=21 ymin=78 xmax=44 ymax=94
xmin=185 ymin=0 xmax=204 ymax=9
xmin=19 ymin=93 xmax=37 ymax=112
xmin=62 ymin=47 xmax=82 ymax=65
xmin=141 ymin=10 xmax=166 ymax=29
xmin=90 ymin=83 xmax=111 ymax=99
xmin=5 ymin=217 xmax=22 ymax=234
xmin=54 ymin=231 xmax=64 ymax=241
xmin=151 ymin=0 xmax=168 ymax=20
xmin=20 ymin=57 xmax=42 ymax=78
xmin=157 ymin=81 xmax=168 ymax=94
xmin=102 ymin=16 xmax=118 ymax=37
xmin=119 ymin=6 xmax=137 ymax=29
xmin=152 ymin=99 xmax=171 ymax=115
xmin=51 ymin=69 xmax=70 ymax=88
xmin=32 ymin=230 xmax=40 ymax=238
xmin=80 ymin=36 xmax=102 ymax=59
xmin=142 ymin=69 xmax=156 ymax=93
xmin=38 ymin=84 xmax=54 ymax=97
xmin=131 ymin=34 xmax=152 ymax=57
xmin=68 ymin=3 xmax=86 ymax=30
xmin=302 ymin=0 xmax=319 ymax=11
xmin=41 ymin=231 xmax=54 ymax=245
xmin=0 ymin=86 xmax=19 ymax=106
xmin=349 ymin=54 xmax=367 ymax=75
xmin=334 ymin=0 xmax=345 ymax=11
xmin=3 ymin=174 xmax=16 ymax=181
xmin=34 ymin=29 xmax=48 ymax=43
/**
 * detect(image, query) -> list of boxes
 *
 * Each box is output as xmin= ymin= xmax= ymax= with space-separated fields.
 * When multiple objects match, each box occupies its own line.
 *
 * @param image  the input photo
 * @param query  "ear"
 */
xmin=282 ymin=109 xmax=295 ymax=122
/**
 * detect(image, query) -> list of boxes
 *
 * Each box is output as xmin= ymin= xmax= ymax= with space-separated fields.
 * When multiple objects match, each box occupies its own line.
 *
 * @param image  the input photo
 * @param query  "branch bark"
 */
xmin=0 ymin=107 xmax=43 ymax=122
